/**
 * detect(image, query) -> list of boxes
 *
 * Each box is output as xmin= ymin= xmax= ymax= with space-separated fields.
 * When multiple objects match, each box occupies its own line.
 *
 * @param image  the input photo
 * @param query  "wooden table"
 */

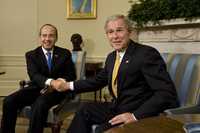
xmin=85 ymin=61 xmax=103 ymax=101
xmin=105 ymin=114 xmax=200 ymax=133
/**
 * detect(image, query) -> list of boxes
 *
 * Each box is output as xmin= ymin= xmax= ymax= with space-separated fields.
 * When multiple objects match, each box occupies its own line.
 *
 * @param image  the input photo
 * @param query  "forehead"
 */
xmin=41 ymin=25 xmax=56 ymax=34
xmin=106 ymin=18 xmax=127 ymax=29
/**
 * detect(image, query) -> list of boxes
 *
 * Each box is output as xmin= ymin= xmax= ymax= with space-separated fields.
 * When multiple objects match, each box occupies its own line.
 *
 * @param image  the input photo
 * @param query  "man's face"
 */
xmin=39 ymin=25 xmax=57 ymax=51
xmin=105 ymin=18 xmax=131 ymax=51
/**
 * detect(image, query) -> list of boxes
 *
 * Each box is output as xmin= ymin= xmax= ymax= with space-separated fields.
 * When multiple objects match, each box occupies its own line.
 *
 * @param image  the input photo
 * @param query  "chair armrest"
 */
xmin=19 ymin=80 xmax=31 ymax=89
xmin=103 ymin=93 xmax=112 ymax=102
xmin=53 ymin=92 xmax=80 ymax=120
xmin=164 ymin=105 xmax=200 ymax=115
xmin=184 ymin=123 xmax=200 ymax=133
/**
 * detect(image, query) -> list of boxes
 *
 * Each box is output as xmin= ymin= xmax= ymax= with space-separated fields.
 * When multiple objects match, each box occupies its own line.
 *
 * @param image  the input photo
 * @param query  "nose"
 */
xmin=112 ymin=32 xmax=118 ymax=39
xmin=45 ymin=35 xmax=51 ymax=41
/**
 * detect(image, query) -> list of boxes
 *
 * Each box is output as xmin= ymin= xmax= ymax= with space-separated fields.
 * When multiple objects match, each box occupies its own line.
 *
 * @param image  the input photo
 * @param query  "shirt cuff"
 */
xmin=45 ymin=78 xmax=53 ymax=86
xmin=132 ymin=113 xmax=138 ymax=121
xmin=69 ymin=81 xmax=74 ymax=91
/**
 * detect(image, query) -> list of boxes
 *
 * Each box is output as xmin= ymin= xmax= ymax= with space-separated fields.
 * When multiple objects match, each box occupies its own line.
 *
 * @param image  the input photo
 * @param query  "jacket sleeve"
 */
xmin=133 ymin=48 xmax=179 ymax=119
xmin=25 ymin=51 xmax=47 ymax=88
xmin=73 ymin=55 xmax=112 ymax=93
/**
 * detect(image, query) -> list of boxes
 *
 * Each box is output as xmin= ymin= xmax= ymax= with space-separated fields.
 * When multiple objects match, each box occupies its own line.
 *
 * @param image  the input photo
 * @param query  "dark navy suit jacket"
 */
xmin=74 ymin=40 xmax=179 ymax=119
xmin=26 ymin=46 xmax=76 ymax=90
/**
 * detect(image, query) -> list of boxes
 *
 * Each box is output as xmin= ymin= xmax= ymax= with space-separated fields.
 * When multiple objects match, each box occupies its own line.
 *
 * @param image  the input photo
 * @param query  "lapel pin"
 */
xmin=126 ymin=60 xmax=129 ymax=63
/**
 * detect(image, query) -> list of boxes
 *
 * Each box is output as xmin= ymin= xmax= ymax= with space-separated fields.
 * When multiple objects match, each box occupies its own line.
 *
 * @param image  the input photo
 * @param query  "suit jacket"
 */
xmin=74 ymin=40 xmax=179 ymax=120
xmin=25 ymin=46 xmax=76 ymax=90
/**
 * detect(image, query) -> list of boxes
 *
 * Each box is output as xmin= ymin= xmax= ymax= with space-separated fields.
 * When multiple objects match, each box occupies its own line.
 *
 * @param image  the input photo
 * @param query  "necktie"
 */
xmin=112 ymin=52 xmax=120 ymax=97
xmin=47 ymin=52 xmax=52 ymax=71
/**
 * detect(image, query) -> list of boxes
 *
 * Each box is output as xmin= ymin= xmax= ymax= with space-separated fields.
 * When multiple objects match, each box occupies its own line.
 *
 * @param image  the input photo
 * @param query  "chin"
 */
xmin=114 ymin=45 xmax=122 ymax=49
xmin=45 ymin=47 xmax=53 ymax=50
xmin=112 ymin=45 xmax=121 ymax=50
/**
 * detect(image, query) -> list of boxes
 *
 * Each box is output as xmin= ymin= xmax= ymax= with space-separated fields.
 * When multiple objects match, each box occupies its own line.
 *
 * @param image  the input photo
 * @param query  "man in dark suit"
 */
xmin=0 ymin=24 xmax=76 ymax=133
xmin=55 ymin=15 xmax=179 ymax=133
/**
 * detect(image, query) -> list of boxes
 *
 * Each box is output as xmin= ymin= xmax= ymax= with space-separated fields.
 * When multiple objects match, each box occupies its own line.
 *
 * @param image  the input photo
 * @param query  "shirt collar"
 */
xmin=116 ymin=50 xmax=126 ymax=62
xmin=42 ymin=47 xmax=53 ymax=55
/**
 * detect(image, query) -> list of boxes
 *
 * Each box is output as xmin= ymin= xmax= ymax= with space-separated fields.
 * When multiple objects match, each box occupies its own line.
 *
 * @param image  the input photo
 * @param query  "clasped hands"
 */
xmin=40 ymin=78 xmax=70 ymax=94
xmin=50 ymin=80 xmax=137 ymax=125
xmin=50 ymin=78 xmax=70 ymax=92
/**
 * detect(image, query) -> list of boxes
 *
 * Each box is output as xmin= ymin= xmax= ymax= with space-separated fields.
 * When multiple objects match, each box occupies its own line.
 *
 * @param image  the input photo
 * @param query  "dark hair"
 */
xmin=70 ymin=33 xmax=83 ymax=51
xmin=71 ymin=33 xmax=83 ymax=43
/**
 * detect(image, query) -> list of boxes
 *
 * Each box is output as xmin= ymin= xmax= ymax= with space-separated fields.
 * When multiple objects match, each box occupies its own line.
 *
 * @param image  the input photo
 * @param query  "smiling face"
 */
xmin=39 ymin=24 xmax=57 ymax=51
xmin=105 ymin=18 xmax=131 ymax=51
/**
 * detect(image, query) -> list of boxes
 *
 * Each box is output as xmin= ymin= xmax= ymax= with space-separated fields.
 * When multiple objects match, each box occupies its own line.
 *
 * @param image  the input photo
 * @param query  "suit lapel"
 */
xmin=108 ymin=52 xmax=116 ymax=88
xmin=118 ymin=41 xmax=136 ymax=75
xmin=38 ymin=47 xmax=49 ymax=70
xmin=117 ymin=41 xmax=137 ymax=92
xmin=51 ymin=47 xmax=61 ymax=72
xmin=108 ymin=41 xmax=137 ymax=94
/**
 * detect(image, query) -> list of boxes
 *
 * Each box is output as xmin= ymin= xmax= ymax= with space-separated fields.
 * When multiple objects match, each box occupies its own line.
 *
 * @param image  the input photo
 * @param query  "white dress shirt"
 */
xmin=42 ymin=47 xmax=53 ymax=86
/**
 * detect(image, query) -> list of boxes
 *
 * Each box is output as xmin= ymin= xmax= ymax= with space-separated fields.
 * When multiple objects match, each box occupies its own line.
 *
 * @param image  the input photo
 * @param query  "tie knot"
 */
xmin=47 ymin=51 xmax=51 ymax=56
xmin=116 ymin=52 xmax=120 ymax=62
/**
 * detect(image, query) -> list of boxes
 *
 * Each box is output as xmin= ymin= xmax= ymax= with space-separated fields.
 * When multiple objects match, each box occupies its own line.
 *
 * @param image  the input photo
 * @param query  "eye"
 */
xmin=116 ymin=28 xmax=124 ymax=32
xmin=41 ymin=34 xmax=47 ymax=37
xmin=49 ymin=34 xmax=56 ymax=38
xmin=106 ymin=30 xmax=114 ymax=34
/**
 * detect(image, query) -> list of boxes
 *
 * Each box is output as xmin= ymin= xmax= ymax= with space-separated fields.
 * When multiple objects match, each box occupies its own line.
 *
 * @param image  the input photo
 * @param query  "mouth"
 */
xmin=112 ymin=42 xmax=122 ymax=45
xmin=44 ymin=41 xmax=51 ymax=45
xmin=112 ymin=40 xmax=122 ymax=43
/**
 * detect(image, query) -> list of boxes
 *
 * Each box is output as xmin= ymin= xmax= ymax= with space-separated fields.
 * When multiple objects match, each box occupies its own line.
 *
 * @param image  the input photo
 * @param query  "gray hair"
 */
xmin=104 ymin=14 xmax=133 ymax=32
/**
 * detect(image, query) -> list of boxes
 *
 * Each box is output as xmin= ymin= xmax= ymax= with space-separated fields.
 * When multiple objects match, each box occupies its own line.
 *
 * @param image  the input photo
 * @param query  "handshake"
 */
xmin=40 ymin=78 xmax=70 ymax=94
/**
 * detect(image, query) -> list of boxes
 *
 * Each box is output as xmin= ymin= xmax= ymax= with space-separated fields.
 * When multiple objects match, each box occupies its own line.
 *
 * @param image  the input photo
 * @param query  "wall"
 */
xmin=0 ymin=0 xmax=37 ymax=95
xmin=2 ymin=0 xmax=199 ymax=96
xmin=0 ymin=0 xmax=132 ymax=95
xmin=37 ymin=0 xmax=132 ymax=61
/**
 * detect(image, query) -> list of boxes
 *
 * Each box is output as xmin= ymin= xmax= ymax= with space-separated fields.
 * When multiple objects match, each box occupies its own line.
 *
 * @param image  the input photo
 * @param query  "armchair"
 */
xmin=18 ymin=51 xmax=86 ymax=133
xmin=162 ymin=53 xmax=200 ymax=115
xmin=183 ymin=123 xmax=200 ymax=133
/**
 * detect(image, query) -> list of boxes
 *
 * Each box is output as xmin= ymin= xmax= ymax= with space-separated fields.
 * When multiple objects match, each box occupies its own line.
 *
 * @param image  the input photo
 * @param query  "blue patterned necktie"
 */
xmin=47 ymin=52 xmax=52 ymax=71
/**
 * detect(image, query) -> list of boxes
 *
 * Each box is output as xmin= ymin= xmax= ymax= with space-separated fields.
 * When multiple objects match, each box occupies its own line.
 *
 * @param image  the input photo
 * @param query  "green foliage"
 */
xmin=128 ymin=0 xmax=200 ymax=27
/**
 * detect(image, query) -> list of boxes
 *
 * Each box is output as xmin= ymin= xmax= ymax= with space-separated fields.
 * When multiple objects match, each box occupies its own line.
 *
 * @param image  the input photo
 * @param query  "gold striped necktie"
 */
xmin=112 ymin=52 xmax=120 ymax=97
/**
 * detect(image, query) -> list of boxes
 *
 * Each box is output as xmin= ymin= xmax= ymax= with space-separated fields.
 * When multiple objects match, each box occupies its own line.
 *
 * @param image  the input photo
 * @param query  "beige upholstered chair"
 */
xmin=18 ymin=51 xmax=86 ymax=133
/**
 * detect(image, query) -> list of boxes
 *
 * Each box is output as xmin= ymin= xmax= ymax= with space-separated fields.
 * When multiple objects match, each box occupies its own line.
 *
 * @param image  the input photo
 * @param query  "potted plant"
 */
xmin=128 ymin=0 xmax=200 ymax=27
